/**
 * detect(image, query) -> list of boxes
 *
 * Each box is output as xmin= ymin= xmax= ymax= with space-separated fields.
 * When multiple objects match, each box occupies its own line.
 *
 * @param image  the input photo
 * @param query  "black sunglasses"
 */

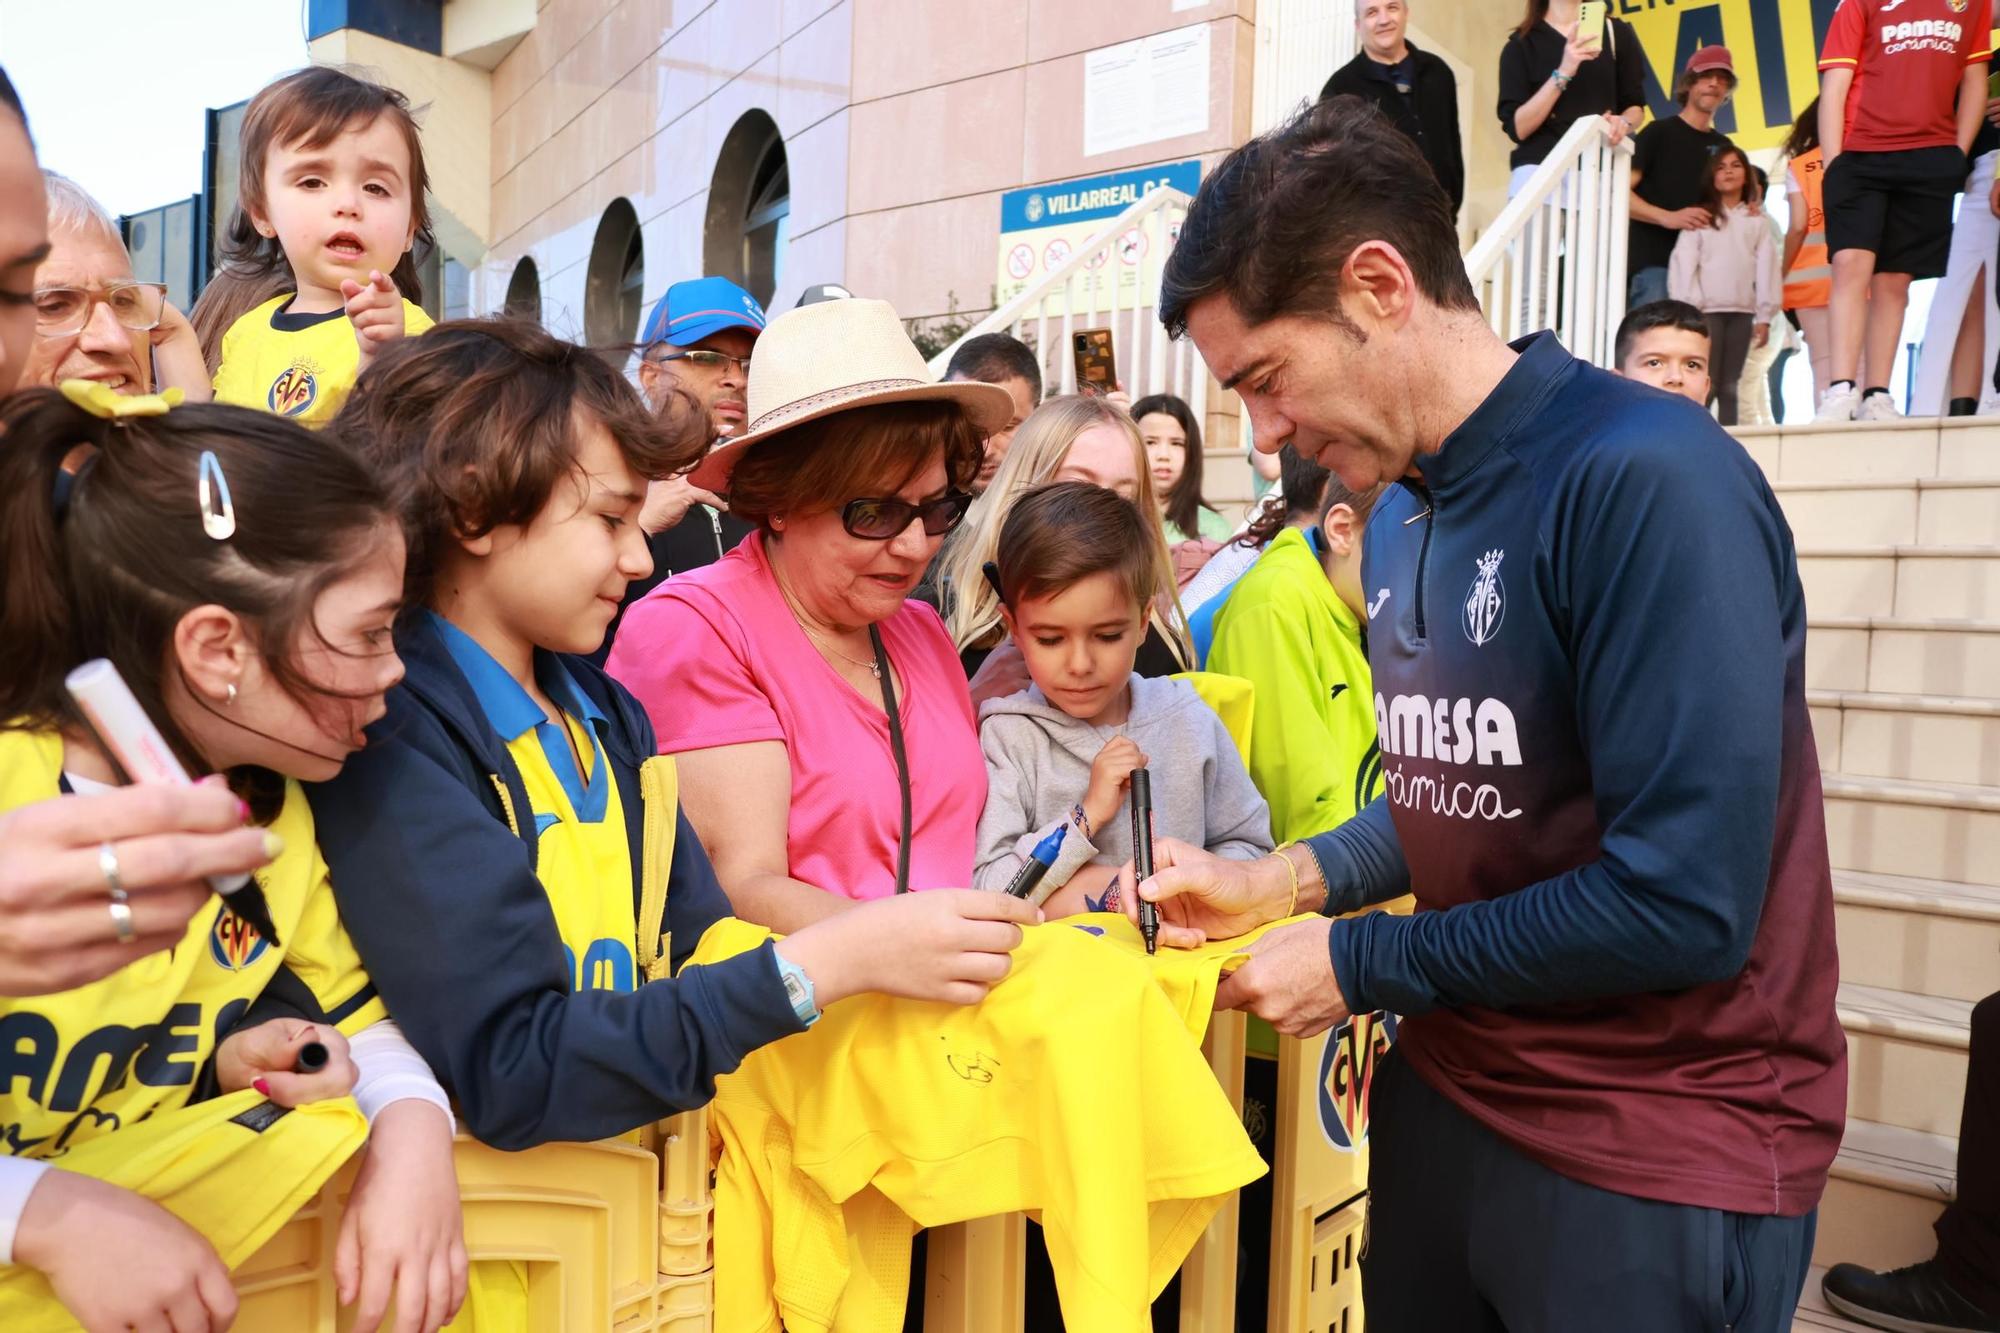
xmin=841 ymin=492 xmax=974 ymax=540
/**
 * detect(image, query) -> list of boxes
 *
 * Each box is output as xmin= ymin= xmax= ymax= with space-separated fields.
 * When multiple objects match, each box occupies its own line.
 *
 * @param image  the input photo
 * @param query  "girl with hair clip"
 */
xmin=936 ymin=395 xmax=1192 ymax=699
xmin=0 ymin=385 xmax=466 ymax=1333
xmin=210 ymin=66 xmax=436 ymax=425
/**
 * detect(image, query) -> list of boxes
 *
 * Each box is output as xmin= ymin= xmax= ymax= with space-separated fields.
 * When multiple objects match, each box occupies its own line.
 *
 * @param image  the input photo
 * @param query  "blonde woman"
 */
xmin=936 ymin=394 xmax=1192 ymax=700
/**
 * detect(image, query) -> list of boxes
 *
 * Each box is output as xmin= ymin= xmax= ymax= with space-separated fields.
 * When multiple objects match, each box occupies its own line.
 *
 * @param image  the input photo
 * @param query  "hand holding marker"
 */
xmin=1131 ymin=769 xmax=1159 ymax=954
xmin=65 ymin=659 xmax=284 ymax=947
xmin=1004 ymin=824 xmax=1067 ymax=900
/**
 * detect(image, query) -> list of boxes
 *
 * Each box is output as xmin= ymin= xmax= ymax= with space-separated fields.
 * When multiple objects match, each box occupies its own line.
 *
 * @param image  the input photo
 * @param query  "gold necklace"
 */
xmin=771 ymin=556 xmax=882 ymax=680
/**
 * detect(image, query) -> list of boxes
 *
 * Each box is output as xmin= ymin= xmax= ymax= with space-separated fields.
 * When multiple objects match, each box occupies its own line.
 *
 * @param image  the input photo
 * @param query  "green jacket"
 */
xmin=1205 ymin=526 xmax=1382 ymax=842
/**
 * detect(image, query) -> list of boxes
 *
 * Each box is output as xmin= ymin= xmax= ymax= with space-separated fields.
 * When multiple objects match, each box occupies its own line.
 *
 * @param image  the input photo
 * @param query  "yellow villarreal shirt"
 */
xmin=430 ymin=614 xmax=637 ymax=995
xmin=213 ymin=292 xmax=433 ymax=425
xmin=0 ymin=729 xmax=384 ymax=1162
xmin=698 ymin=912 xmax=1292 ymax=1333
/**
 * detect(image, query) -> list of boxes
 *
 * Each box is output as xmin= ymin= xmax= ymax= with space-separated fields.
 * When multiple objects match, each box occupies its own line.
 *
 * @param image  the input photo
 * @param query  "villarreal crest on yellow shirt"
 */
xmin=0 ymin=729 xmax=385 ymax=1163
xmin=213 ymin=293 xmax=433 ymax=425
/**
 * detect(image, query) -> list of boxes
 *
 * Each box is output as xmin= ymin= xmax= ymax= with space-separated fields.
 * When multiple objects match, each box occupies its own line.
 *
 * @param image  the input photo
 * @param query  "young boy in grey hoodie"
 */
xmin=971 ymin=482 xmax=1273 ymax=912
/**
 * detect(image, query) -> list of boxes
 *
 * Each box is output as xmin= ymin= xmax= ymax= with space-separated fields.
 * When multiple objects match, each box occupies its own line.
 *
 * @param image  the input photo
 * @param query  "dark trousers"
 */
xmin=1705 ymin=310 xmax=1756 ymax=426
xmin=1936 ymin=991 xmax=2000 ymax=1308
xmin=1361 ymin=1049 xmax=1816 ymax=1333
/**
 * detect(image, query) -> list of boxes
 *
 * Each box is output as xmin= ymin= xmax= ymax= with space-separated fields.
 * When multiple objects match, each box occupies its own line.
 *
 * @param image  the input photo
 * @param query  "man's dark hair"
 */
xmin=1614 ymin=300 xmax=1711 ymax=369
xmin=1160 ymin=96 xmax=1477 ymax=340
xmin=944 ymin=332 xmax=1042 ymax=402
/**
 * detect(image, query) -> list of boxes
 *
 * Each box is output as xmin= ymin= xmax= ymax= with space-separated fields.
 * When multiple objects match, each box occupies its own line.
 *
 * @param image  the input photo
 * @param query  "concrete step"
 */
xmin=1838 ymin=982 xmax=1973 ymax=1138
xmin=1773 ymin=477 xmax=2000 ymax=548
xmin=1798 ymin=547 xmax=2000 ymax=621
xmin=1736 ymin=416 xmax=2000 ymax=483
xmin=1813 ymin=1118 xmax=1957 ymax=1275
xmin=1810 ymin=691 xmax=2000 ymax=786
xmin=1793 ymin=1268 xmax=1874 ymax=1332
xmin=1807 ymin=618 xmax=2000 ymax=697
xmin=1835 ymin=871 xmax=2000 ymax=1004
xmin=1822 ymin=773 xmax=2000 ymax=885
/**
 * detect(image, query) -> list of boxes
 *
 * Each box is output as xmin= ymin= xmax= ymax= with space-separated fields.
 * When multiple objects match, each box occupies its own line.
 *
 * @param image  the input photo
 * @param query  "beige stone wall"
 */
xmin=309 ymin=27 xmax=498 ymax=264
xmin=483 ymin=0 xmax=854 ymax=338
xmin=844 ymin=1 xmax=1255 ymax=327
xmin=1403 ymin=0 xmax=1522 ymax=243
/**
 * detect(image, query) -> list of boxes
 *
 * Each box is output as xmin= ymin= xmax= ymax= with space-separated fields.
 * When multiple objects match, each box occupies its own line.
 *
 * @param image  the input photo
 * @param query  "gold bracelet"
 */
xmin=1270 ymin=845 xmax=1302 ymax=918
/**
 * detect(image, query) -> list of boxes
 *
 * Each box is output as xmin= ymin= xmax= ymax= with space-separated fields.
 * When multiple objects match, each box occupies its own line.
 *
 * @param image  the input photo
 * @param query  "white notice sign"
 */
xmin=1083 ymin=24 xmax=1210 ymax=158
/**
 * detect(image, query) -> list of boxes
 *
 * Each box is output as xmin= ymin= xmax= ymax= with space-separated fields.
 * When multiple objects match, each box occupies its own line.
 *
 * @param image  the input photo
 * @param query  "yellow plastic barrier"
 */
xmin=233 ymin=1109 xmax=715 ymax=1333
xmin=1308 ymin=1198 xmax=1368 ymax=1333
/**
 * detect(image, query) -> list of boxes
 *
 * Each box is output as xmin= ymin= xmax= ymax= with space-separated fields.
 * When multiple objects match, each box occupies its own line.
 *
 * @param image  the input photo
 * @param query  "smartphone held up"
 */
xmin=1073 ymin=329 xmax=1118 ymax=397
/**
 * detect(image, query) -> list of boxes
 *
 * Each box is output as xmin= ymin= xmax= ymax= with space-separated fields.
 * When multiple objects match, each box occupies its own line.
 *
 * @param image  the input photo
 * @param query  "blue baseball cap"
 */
xmin=641 ymin=277 xmax=768 ymax=348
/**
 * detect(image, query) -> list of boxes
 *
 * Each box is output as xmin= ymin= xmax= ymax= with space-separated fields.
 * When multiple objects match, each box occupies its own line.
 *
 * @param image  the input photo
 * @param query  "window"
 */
xmin=585 ymin=198 xmax=643 ymax=345
xmin=505 ymin=255 xmax=541 ymax=321
xmin=705 ymin=111 xmax=789 ymax=306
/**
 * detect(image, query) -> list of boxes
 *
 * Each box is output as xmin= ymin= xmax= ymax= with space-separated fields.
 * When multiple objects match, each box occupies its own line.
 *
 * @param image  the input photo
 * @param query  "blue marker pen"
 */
xmin=1004 ymin=824 xmax=1067 ymax=900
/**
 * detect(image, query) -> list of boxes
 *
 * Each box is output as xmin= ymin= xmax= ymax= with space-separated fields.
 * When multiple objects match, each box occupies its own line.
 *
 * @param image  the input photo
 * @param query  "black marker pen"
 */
xmin=1131 ymin=768 xmax=1158 ymax=954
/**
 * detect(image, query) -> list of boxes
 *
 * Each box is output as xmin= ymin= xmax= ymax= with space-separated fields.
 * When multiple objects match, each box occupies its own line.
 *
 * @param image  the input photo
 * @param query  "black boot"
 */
xmin=1822 ymin=1260 xmax=2000 ymax=1333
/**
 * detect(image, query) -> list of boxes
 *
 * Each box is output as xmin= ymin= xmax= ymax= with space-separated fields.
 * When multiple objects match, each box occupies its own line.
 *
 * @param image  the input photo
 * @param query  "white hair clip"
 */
xmin=198 ymin=451 xmax=236 ymax=541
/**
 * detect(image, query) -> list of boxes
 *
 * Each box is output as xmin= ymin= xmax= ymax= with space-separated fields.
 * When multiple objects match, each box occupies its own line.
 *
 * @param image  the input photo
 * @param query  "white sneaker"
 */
xmin=1856 ymin=392 xmax=1902 ymax=422
xmin=1816 ymin=384 xmax=1859 ymax=422
xmin=1975 ymin=394 xmax=2000 ymax=416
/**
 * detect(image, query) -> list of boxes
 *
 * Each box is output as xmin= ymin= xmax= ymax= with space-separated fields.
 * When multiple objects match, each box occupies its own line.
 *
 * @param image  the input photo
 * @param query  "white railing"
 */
xmin=1464 ymin=114 xmax=1635 ymax=368
xmin=926 ymin=187 xmax=1206 ymax=419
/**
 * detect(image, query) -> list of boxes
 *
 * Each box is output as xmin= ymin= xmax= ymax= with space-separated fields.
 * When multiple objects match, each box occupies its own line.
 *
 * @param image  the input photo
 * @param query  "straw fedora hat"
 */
xmin=688 ymin=298 xmax=1015 ymax=492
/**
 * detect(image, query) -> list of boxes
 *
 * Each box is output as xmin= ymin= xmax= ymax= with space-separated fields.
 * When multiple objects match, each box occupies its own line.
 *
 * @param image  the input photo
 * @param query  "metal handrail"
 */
xmin=924 ymin=186 xmax=1207 ymax=420
xmin=1465 ymin=114 xmax=1636 ymax=367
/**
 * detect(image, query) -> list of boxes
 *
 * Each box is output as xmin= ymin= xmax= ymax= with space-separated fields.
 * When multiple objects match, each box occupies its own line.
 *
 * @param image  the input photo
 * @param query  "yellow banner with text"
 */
xmin=1624 ymin=0 xmax=1999 ymax=152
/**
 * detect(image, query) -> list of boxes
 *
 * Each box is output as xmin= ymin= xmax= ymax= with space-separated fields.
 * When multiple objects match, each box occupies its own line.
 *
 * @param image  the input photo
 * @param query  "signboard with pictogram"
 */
xmin=994 ymin=159 xmax=1201 ymax=305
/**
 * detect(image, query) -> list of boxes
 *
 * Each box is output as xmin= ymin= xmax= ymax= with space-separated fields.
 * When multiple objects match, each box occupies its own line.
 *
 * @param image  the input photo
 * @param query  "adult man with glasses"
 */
xmin=23 ymin=172 xmax=209 ymax=400
xmin=591 ymin=276 xmax=769 ymax=664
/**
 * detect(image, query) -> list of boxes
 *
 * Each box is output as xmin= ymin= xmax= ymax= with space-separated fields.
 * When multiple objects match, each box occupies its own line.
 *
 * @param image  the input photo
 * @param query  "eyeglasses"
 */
xmin=841 ymin=492 xmax=973 ymax=541
xmin=34 ymin=282 xmax=168 ymax=338
xmin=648 ymin=349 xmax=753 ymax=375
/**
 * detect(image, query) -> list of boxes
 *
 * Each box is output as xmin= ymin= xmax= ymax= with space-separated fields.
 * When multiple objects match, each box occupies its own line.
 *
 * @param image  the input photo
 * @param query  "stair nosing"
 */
xmin=1808 ymin=615 xmax=2000 ymax=633
xmin=1797 ymin=545 xmax=2000 ymax=559
xmin=1772 ymin=477 xmax=2000 ymax=493
xmin=1821 ymin=772 xmax=2000 ymax=813
xmin=1833 ymin=869 xmax=2000 ymax=922
xmin=1835 ymin=981 xmax=1974 ymax=1050
xmin=1829 ymin=1117 xmax=1959 ymax=1200
xmin=1808 ymin=689 xmax=2000 ymax=717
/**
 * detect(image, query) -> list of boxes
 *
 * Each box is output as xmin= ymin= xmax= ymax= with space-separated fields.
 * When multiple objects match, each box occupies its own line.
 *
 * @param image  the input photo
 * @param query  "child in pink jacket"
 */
xmin=1670 ymin=144 xmax=1781 ymax=425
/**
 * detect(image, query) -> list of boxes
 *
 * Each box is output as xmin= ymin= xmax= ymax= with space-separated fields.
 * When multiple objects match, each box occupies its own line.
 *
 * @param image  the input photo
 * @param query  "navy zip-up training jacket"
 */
xmin=306 ymin=616 xmax=803 ymax=1150
xmin=1306 ymin=333 xmax=1846 ymax=1215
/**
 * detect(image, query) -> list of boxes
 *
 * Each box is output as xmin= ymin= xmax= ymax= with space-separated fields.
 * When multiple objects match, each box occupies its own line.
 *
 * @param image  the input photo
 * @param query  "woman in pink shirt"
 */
xmin=609 ymin=299 xmax=1013 ymax=927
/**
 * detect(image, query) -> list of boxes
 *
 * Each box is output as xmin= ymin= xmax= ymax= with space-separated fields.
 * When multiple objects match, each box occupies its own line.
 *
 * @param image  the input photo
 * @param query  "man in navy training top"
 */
xmin=1129 ymin=96 xmax=1846 ymax=1333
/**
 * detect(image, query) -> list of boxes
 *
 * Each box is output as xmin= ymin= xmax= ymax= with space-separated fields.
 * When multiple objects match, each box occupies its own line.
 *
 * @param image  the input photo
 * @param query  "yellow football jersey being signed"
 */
xmin=699 ymin=913 xmax=1283 ymax=1333
xmin=213 ymin=293 xmax=432 ymax=425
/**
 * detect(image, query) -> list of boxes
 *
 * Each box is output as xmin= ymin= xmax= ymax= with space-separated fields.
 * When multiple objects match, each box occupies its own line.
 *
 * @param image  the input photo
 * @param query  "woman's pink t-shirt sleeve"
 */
xmin=606 ymin=588 xmax=784 ymax=753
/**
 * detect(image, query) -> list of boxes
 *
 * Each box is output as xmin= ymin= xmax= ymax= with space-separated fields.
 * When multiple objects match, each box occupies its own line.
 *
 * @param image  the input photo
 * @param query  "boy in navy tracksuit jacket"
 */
xmin=307 ymin=618 xmax=803 ymax=1148
xmin=1305 ymin=332 xmax=1847 ymax=1329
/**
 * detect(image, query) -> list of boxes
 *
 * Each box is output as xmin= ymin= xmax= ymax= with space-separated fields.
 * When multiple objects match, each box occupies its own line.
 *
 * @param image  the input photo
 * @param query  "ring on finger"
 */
xmin=99 ymin=842 xmax=136 ymax=945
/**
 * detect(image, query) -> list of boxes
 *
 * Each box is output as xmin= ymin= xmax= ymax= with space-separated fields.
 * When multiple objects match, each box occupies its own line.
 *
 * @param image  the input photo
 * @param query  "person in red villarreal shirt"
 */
xmin=1814 ymin=0 xmax=1994 ymax=421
